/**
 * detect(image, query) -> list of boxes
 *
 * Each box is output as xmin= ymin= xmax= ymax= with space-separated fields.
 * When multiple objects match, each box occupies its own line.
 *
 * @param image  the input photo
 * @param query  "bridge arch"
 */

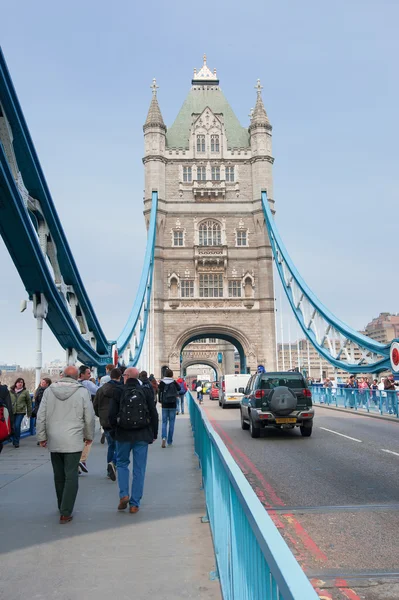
xmin=182 ymin=358 xmax=220 ymax=381
xmin=169 ymin=324 xmax=255 ymax=374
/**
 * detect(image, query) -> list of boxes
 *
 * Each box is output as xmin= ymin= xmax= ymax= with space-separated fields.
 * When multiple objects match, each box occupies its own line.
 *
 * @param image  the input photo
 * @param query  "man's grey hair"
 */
xmin=63 ymin=365 xmax=79 ymax=380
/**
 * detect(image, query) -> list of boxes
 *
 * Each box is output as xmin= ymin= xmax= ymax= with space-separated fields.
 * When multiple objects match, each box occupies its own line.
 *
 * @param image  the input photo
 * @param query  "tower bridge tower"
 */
xmin=143 ymin=56 xmax=276 ymax=376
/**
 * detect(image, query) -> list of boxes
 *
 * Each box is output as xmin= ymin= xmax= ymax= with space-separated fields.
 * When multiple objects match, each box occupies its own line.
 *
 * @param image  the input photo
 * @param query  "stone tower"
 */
xmin=143 ymin=56 xmax=276 ymax=376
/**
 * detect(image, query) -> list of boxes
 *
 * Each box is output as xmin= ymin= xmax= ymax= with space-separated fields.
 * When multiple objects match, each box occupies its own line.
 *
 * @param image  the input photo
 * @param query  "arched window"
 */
xmin=197 ymin=135 xmax=205 ymax=152
xmin=199 ymin=220 xmax=222 ymax=246
xmin=211 ymin=134 xmax=220 ymax=152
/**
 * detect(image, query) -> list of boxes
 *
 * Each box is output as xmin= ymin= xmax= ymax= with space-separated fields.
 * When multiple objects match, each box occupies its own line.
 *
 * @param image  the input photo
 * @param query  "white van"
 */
xmin=220 ymin=373 xmax=251 ymax=408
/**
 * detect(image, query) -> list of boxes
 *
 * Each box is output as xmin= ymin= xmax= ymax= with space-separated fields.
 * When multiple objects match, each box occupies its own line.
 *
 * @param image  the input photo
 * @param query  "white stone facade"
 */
xmin=143 ymin=60 xmax=277 ymax=377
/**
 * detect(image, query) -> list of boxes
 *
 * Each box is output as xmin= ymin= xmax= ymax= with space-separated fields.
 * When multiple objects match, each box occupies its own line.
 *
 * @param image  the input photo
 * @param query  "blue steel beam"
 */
xmin=118 ymin=191 xmax=157 ymax=363
xmin=0 ymin=47 xmax=156 ymax=368
xmin=262 ymin=191 xmax=393 ymax=373
xmin=0 ymin=142 xmax=109 ymax=365
xmin=0 ymin=47 xmax=109 ymax=355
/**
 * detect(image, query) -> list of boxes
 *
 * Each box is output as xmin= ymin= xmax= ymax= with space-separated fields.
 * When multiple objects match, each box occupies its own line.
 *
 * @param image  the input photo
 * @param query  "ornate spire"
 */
xmin=192 ymin=54 xmax=219 ymax=85
xmin=144 ymin=78 xmax=166 ymax=131
xmin=250 ymin=79 xmax=271 ymax=129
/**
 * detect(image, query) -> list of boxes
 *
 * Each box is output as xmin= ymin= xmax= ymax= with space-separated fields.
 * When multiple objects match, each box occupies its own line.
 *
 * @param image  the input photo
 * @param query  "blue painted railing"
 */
xmin=311 ymin=385 xmax=399 ymax=417
xmin=187 ymin=392 xmax=318 ymax=600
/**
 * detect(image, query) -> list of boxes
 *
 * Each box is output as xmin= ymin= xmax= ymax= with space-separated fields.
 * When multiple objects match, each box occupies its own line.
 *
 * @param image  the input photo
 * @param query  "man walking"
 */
xmin=176 ymin=376 xmax=187 ymax=414
xmin=99 ymin=363 xmax=115 ymax=387
xmin=159 ymin=368 xmax=180 ymax=448
xmin=36 ymin=366 xmax=95 ymax=524
xmin=109 ymin=367 xmax=158 ymax=513
xmin=77 ymin=365 xmax=98 ymax=472
xmin=93 ymin=367 xmax=123 ymax=481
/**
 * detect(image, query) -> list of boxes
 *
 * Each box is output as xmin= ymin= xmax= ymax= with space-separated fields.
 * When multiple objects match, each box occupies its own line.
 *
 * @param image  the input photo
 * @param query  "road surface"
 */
xmin=203 ymin=398 xmax=399 ymax=600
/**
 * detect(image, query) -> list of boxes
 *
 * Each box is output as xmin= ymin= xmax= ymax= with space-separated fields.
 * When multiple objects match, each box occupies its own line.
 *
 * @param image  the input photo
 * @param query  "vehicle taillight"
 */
xmin=222 ymin=381 xmax=225 ymax=392
xmin=255 ymin=390 xmax=265 ymax=399
xmin=303 ymin=389 xmax=312 ymax=398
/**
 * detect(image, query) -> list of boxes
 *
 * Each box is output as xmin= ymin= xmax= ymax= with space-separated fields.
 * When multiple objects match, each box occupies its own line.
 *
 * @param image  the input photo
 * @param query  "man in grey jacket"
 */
xmin=36 ymin=365 xmax=95 ymax=524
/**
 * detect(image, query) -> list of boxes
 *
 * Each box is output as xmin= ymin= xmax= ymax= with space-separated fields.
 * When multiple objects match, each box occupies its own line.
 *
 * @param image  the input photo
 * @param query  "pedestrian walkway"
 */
xmin=0 ymin=414 xmax=221 ymax=600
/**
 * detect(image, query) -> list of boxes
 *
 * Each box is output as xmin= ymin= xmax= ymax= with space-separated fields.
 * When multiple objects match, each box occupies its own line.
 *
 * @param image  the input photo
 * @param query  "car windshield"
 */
xmin=260 ymin=374 xmax=305 ymax=390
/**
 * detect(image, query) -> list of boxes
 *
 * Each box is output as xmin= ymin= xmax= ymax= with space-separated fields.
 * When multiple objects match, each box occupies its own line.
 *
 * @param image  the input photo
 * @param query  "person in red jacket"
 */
xmin=176 ymin=377 xmax=188 ymax=415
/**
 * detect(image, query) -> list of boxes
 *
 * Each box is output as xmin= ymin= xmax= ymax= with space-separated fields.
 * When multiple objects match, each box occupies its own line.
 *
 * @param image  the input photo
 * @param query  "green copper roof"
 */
xmin=166 ymin=86 xmax=250 ymax=149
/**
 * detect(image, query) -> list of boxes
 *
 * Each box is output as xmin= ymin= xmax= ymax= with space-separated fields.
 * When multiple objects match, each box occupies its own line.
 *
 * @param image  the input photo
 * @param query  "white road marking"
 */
xmin=381 ymin=449 xmax=399 ymax=458
xmin=319 ymin=427 xmax=362 ymax=443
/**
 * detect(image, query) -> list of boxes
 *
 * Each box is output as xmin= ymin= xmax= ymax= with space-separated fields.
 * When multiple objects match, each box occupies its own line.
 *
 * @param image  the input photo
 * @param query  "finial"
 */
xmin=255 ymin=79 xmax=263 ymax=96
xmin=203 ymin=53 xmax=207 ymax=65
xmin=150 ymin=78 xmax=159 ymax=96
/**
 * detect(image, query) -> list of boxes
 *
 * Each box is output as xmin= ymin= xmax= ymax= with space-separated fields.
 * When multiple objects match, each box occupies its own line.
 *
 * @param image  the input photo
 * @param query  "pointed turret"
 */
xmin=143 ymin=78 xmax=166 ymax=200
xmin=250 ymin=80 xmax=271 ymax=131
xmin=249 ymin=79 xmax=274 ymax=200
xmin=143 ymin=78 xmax=166 ymax=131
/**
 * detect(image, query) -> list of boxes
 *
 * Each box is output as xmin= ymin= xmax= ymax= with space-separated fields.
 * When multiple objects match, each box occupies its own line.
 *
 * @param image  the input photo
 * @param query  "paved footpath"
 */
xmin=0 ymin=413 xmax=221 ymax=600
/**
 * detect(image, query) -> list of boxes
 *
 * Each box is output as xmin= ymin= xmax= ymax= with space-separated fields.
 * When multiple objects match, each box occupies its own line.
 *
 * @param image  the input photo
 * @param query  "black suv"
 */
xmin=240 ymin=371 xmax=314 ymax=438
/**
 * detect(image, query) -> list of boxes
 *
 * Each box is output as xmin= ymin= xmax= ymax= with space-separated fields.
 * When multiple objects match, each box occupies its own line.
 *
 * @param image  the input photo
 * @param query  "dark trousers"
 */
xmin=50 ymin=452 xmax=81 ymax=517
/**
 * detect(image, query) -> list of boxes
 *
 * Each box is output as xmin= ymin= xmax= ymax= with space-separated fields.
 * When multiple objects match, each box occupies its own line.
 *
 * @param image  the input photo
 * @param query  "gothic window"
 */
xmin=236 ymin=230 xmax=248 ymax=246
xmin=183 ymin=166 xmax=192 ymax=182
xmin=199 ymin=273 xmax=223 ymax=298
xmin=180 ymin=280 xmax=194 ymax=297
xmin=173 ymin=230 xmax=184 ymax=246
xmin=197 ymin=166 xmax=206 ymax=181
xmin=228 ymin=280 xmax=242 ymax=297
xmin=225 ymin=166 xmax=235 ymax=182
xmin=199 ymin=220 xmax=222 ymax=246
xmin=208 ymin=338 xmax=217 ymax=343
xmin=197 ymin=134 xmax=205 ymax=152
xmin=211 ymin=166 xmax=220 ymax=181
xmin=211 ymin=134 xmax=220 ymax=152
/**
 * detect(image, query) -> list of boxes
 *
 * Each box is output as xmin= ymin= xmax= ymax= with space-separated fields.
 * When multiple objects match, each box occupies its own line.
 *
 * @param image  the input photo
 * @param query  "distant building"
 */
xmin=364 ymin=313 xmax=399 ymax=345
xmin=44 ymin=359 xmax=64 ymax=377
xmin=0 ymin=363 xmax=20 ymax=372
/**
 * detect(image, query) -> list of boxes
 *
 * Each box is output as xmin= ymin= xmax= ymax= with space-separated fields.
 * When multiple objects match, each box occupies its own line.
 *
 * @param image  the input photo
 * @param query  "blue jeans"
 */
xmin=162 ymin=408 xmax=176 ymax=445
xmin=104 ymin=430 xmax=116 ymax=465
xmin=177 ymin=395 xmax=185 ymax=414
xmin=12 ymin=414 xmax=25 ymax=446
xmin=116 ymin=441 xmax=149 ymax=507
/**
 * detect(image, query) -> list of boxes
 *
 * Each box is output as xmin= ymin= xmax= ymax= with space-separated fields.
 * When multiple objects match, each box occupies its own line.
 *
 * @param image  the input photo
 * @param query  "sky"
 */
xmin=0 ymin=0 xmax=398 ymax=367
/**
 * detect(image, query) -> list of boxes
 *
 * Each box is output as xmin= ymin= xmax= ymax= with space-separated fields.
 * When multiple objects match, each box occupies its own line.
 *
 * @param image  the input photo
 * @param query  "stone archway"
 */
xmin=182 ymin=358 xmax=221 ymax=381
xmin=169 ymin=323 xmax=256 ymax=375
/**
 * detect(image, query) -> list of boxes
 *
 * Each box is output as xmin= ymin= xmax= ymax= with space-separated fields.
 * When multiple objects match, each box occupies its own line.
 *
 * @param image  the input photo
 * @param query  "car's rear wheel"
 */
xmin=300 ymin=423 xmax=313 ymax=437
xmin=249 ymin=414 xmax=261 ymax=438
xmin=241 ymin=410 xmax=250 ymax=430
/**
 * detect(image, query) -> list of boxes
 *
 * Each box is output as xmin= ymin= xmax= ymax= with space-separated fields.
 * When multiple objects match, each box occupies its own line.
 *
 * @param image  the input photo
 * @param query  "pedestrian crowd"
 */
xmin=0 ymin=365 xmax=188 ymax=524
xmin=313 ymin=373 xmax=399 ymax=413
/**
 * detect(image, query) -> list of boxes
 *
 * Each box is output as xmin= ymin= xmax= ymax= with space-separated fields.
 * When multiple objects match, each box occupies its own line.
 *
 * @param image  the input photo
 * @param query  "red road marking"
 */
xmin=205 ymin=409 xmax=328 ymax=563
xmin=337 ymin=585 xmax=362 ymax=600
xmin=203 ymin=407 xmax=365 ymax=599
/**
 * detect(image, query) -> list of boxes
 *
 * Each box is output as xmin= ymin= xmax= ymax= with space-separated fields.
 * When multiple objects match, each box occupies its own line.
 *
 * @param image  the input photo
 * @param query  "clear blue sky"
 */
xmin=0 ymin=0 xmax=398 ymax=367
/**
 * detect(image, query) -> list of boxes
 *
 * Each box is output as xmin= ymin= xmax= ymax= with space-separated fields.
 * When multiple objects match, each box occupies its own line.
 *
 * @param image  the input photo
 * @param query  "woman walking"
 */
xmin=32 ymin=378 xmax=52 ymax=443
xmin=9 ymin=377 xmax=32 ymax=448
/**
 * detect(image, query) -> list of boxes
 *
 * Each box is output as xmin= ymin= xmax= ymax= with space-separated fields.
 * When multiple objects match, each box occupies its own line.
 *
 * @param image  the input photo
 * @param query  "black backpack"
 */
xmin=117 ymin=386 xmax=150 ymax=430
xmin=162 ymin=382 xmax=178 ymax=406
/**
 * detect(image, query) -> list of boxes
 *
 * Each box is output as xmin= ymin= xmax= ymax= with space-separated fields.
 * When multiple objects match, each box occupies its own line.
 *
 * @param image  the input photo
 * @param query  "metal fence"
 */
xmin=311 ymin=385 xmax=399 ymax=417
xmin=187 ymin=392 xmax=318 ymax=600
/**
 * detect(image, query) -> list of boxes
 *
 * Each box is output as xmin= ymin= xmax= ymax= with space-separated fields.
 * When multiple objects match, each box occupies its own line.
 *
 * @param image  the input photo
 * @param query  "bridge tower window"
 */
xmin=199 ymin=273 xmax=223 ymax=298
xmin=197 ymin=135 xmax=205 ymax=152
xmin=211 ymin=135 xmax=220 ymax=152
xmin=183 ymin=166 xmax=192 ymax=182
xmin=180 ymin=280 xmax=194 ymax=297
xmin=225 ymin=166 xmax=235 ymax=182
xmin=197 ymin=166 xmax=206 ymax=181
xmin=173 ymin=230 xmax=184 ymax=246
xmin=199 ymin=220 xmax=222 ymax=246
xmin=236 ymin=230 xmax=248 ymax=246
xmin=228 ymin=280 xmax=242 ymax=297
xmin=211 ymin=166 xmax=220 ymax=181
